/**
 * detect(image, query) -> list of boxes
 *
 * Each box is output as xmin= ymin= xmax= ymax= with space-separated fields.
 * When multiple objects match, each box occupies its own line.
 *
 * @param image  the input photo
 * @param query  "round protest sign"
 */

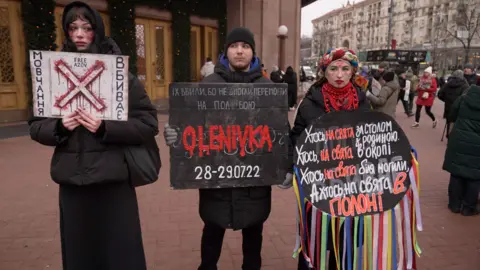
xmin=294 ymin=111 xmax=412 ymax=217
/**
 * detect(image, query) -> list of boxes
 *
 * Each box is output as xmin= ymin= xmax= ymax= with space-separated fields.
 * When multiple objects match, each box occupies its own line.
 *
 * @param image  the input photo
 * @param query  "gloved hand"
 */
xmin=164 ymin=123 xmax=178 ymax=146
xmin=277 ymin=173 xmax=293 ymax=189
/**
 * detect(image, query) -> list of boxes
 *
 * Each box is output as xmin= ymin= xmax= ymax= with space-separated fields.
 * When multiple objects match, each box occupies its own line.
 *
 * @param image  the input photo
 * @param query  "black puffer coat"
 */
xmin=437 ymin=76 xmax=469 ymax=120
xmin=29 ymin=2 xmax=159 ymax=186
xmin=199 ymin=55 xmax=273 ymax=230
xmin=443 ymin=85 xmax=480 ymax=181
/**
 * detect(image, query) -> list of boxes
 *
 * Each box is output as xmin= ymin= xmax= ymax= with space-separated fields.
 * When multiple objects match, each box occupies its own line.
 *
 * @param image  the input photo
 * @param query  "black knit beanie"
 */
xmin=224 ymin=27 xmax=256 ymax=55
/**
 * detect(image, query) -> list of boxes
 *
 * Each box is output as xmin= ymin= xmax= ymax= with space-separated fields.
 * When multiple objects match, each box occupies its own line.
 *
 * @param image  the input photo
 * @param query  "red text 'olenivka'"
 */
xmin=182 ymin=125 xmax=273 ymax=157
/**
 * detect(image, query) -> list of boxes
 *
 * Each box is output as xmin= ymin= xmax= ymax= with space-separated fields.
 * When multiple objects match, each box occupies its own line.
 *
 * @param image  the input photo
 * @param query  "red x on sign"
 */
xmin=54 ymin=60 xmax=106 ymax=111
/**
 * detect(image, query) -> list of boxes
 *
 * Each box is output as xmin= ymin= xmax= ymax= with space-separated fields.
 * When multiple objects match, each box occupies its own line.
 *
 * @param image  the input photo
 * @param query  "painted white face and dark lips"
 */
xmin=325 ymin=59 xmax=353 ymax=88
xmin=68 ymin=18 xmax=94 ymax=51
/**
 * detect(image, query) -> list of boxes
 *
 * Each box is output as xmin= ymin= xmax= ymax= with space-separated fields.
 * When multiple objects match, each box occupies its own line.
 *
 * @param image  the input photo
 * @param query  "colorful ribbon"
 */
xmin=291 ymin=151 xmax=423 ymax=269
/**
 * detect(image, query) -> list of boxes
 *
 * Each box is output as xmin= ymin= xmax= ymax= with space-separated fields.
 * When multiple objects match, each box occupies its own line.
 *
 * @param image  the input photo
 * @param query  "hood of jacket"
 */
xmin=447 ymin=76 xmax=468 ymax=89
xmin=385 ymin=78 xmax=400 ymax=91
xmin=61 ymin=1 xmax=121 ymax=55
xmin=213 ymin=54 xmax=263 ymax=82
xmin=462 ymin=85 xmax=480 ymax=111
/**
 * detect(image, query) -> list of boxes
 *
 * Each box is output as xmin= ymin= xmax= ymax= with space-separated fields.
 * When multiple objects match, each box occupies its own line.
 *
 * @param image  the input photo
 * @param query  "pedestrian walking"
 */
xmin=412 ymin=67 xmax=437 ymax=128
xmin=437 ymin=70 xmax=469 ymax=138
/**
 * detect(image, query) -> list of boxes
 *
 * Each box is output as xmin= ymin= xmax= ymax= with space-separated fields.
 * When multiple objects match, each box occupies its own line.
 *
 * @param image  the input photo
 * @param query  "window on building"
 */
xmin=135 ymin=24 xmax=147 ymax=82
xmin=0 ymin=7 xmax=14 ymax=83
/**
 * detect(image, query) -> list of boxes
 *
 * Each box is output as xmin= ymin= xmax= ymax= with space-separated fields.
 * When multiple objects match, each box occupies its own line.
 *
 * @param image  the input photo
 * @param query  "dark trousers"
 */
xmin=446 ymin=120 xmax=452 ymax=139
xmin=415 ymin=105 xmax=435 ymax=122
xmin=288 ymin=89 xmax=297 ymax=108
xmin=198 ymin=223 xmax=263 ymax=270
xmin=397 ymin=95 xmax=410 ymax=114
xmin=408 ymin=92 xmax=415 ymax=113
xmin=448 ymin=174 xmax=480 ymax=212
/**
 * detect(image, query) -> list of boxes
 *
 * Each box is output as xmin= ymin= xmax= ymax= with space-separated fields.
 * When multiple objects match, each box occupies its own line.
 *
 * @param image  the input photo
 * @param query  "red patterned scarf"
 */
xmin=321 ymin=82 xmax=359 ymax=113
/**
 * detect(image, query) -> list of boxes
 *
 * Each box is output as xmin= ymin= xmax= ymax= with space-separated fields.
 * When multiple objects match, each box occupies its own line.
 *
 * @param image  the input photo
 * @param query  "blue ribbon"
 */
xmin=358 ymin=216 xmax=364 ymax=270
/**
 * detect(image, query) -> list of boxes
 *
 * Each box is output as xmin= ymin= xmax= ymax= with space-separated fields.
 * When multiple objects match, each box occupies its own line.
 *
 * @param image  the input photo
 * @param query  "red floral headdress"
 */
xmin=318 ymin=47 xmax=359 ymax=74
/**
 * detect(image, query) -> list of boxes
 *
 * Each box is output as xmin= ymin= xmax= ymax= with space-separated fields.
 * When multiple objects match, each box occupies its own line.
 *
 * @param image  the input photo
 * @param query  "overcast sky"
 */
xmin=301 ymin=0 xmax=366 ymax=37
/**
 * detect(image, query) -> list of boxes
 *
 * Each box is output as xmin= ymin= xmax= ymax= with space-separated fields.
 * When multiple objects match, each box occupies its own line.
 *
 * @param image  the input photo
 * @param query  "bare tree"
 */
xmin=312 ymin=24 xmax=334 ymax=56
xmin=430 ymin=14 xmax=449 ymax=69
xmin=444 ymin=1 xmax=480 ymax=64
xmin=300 ymin=36 xmax=312 ymax=49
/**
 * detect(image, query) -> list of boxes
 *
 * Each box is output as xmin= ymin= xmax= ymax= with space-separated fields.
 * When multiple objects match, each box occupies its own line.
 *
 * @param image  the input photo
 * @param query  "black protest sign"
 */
xmin=294 ymin=111 xmax=412 ymax=217
xmin=168 ymin=83 xmax=289 ymax=189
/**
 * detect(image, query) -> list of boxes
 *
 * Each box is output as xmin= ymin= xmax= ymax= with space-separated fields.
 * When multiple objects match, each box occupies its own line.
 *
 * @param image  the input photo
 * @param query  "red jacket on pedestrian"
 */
xmin=416 ymin=76 xmax=437 ymax=107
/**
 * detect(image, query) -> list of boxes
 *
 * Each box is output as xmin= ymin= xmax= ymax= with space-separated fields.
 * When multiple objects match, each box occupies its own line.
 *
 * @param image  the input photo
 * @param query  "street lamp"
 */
xmin=277 ymin=25 xmax=288 ymax=71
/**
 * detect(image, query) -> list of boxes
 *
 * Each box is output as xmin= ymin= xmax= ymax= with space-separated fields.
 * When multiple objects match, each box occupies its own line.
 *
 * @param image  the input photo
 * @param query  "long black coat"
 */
xmin=28 ymin=2 xmax=158 ymax=269
xmin=284 ymin=70 xmax=298 ymax=107
xmin=199 ymin=57 xmax=274 ymax=230
xmin=443 ymin=85 xmax=480 ymax=181
xmin=437 ymin=77 xmax=469 ymax=120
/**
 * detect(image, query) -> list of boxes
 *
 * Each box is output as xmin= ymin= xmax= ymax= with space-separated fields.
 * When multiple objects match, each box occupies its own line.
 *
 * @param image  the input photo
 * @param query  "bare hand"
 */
xmin=76 ymin=108 xmax=102 ymax=133
xmin=277 ymin=173 xmax=293 ymax=189
xmin=61 ymin=111 xmax=80 ymax=131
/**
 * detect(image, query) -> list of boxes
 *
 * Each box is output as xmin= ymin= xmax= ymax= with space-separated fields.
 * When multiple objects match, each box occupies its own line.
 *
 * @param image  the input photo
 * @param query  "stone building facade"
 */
xmin=0 ymin=0 xmax=312 ymax=123
xmin=310 ymin=0 xmax=480 ymax=69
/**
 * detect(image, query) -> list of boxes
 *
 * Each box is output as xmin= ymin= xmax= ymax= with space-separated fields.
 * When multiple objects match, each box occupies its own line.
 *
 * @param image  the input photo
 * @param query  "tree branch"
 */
xmin=445 ymin=27 xmax=467 ymax=48
xmin=469 ymin=10 xmax=480 ymax=40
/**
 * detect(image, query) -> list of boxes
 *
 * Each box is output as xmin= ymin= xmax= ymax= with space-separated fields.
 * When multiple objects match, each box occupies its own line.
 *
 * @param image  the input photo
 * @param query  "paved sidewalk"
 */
xmin=0 ymin=103 xmax=478 ymax=270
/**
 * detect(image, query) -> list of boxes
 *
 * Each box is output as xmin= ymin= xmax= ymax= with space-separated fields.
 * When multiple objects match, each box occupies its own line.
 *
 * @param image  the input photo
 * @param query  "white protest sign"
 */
xmin=29 ymin=50 xmax=129 ymax=121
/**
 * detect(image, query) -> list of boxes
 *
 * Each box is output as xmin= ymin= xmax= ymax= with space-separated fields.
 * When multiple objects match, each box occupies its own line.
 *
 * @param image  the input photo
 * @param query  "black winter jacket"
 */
xmin=29 ymin=2 xmax=158 ymax=186
xmin=437 ymin=77 xmax=469 ymax=120
xmin=198 ymin=56 xmax=274 ymax=230
xmin=443 ymin=85 xmax=480 ymax=181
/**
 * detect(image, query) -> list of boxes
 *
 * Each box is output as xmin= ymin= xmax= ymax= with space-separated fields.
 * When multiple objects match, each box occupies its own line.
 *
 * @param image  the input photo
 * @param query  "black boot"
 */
xmin=461 ymin=207 xmax=479 ymax=216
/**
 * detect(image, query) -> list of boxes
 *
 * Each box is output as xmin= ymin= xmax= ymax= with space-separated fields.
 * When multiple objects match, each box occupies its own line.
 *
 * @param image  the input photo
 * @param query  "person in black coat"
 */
xmin=396 ymin=68 xmax=414 ymax=117
xmin=443 ymin=84 xmax=480 ymax=216
xmin=282 ymin=48 xmax=370 ymax=270
xmin=437 ymin=70 xmax=469 ymax=138
xmin=28 ymin=2 xmax=158 ymax=269
xmin=463 ymin=63 xmax=479 ymax=86
xmin=164 ymin=27 xmax=290 ymax=270
xmin=284 ymin=66 xmax=299 ymax=110
xmin=270 ymin=65 xmax=284 ymax=83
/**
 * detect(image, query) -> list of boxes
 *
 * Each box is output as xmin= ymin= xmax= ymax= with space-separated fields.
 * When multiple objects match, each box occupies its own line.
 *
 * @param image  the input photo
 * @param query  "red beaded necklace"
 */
xmin=321 ymin=82 xmax=359 ymax=113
